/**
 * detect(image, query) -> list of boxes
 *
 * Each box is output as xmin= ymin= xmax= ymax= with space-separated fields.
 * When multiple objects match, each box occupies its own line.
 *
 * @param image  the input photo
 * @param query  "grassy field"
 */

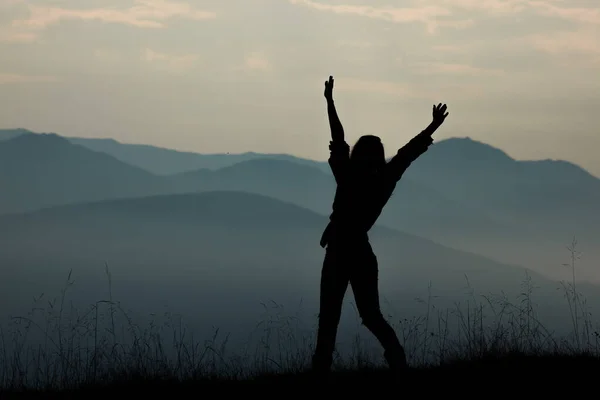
xmin=1 ymin=242 xmax=599 ymax=396
xmin=3 ymin=352 xmax=599 ymax=396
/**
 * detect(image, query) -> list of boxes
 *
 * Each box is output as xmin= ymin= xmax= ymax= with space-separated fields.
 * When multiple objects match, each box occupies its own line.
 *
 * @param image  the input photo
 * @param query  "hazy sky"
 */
xmin=0 ymin=0 xmax=599 ymax=175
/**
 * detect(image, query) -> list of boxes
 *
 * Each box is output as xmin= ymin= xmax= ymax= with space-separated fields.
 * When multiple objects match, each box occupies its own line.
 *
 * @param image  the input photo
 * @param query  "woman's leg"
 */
xmin=349 ymin=244 xmax=407 ymax=370
xmin=312 ymin=246 xmax=350 ymax=372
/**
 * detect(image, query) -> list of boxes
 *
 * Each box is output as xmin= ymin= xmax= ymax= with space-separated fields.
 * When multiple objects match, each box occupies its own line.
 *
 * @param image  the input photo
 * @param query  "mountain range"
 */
xmin=0 ymin=128 xmax=598 ymax=284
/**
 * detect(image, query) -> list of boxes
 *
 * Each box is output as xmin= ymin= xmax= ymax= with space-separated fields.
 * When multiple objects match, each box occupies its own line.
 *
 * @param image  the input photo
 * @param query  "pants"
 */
xmin=312 ymin=240 xmax=407 ymax=372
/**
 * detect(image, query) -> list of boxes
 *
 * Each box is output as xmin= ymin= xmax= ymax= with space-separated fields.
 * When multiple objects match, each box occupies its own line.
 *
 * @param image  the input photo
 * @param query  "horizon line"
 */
xmin=0 ymin=127 xmax=597 ymax=179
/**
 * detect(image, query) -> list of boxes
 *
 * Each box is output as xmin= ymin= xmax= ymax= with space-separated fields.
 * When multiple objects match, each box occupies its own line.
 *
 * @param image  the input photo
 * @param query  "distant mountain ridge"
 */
xmin=0 ymin=132 xmax=173 ymax=214
xmin=1 ymin=128 xmax=599 ymax=282
xmin=1 ymin=128 xmax=596 ymax=180
xmin=3 ymin=130 xmax=329 ymax=175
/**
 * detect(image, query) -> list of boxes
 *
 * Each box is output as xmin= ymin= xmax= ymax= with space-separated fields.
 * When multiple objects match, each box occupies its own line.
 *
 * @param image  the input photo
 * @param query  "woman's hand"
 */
xmin=324 ymin=76 xmax=334 ymax=101
xmin=432 ymin=103 xmax=449 ymax=124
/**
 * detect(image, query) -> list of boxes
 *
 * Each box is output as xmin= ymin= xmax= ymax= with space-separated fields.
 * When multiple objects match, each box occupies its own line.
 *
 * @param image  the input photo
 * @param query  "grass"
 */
xmin=1 ymin=238 xmax=599 ymax=395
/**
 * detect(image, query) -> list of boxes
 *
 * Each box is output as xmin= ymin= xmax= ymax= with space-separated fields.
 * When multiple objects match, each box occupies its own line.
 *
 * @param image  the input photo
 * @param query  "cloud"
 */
xmin=428 ymin=0 xmax=600 ymax=26
xmin=412 ymin=62 xmax=505 ymax=76
xmin=287 ymin=0 xmax=599 ymax=69
xmin=0 ymin=0 xmax=25 ymax=7
xmin=529 ymin=1 xmax=600 ymax=25
xmin=10 ymin=0 xmax=216 ymax=37
xmin=144 ymin=48 xmax=200 ymax=73
xmin=289 ymin=0 xmax=473 ymax=34
xmin=336 ymin=76 xmax=487 ymax=101
xmin=417 ymin=0 xmax=528 ymax=14
xmin=430 ymin=44 xmax=469 ymax=53
xmin=336 ymin=77 xmax=429 ymax=98
xmin=528 ymin=30 xmax=600 ymax=53
xmin=289 ymin=0 xmax=600 ymax=35
xmin=93 ymin=48 xmax=124 ymax=67
xmin=243 ymin=53 xmax=272 ymax=71
xmin=229 ymin=52 xmax=272 ymax=74
xmin=0 ymin=73 xmax=59 ymax=84
xmin=336 ymin=40 xmax=384 ymax=49
xmin=0 ymin=26 xmax=36 ymax=42
xmin=417 ymin=0 xmax=599 ymax=21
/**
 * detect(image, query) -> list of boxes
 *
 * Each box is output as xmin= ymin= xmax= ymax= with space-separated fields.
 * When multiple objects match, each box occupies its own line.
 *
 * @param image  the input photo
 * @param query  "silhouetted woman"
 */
xmin=312 ymin=76 xmax=449 ymax=373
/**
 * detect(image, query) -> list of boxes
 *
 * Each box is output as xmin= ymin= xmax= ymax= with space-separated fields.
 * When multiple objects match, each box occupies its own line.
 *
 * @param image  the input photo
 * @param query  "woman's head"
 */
xmin=350 ymin=135 xmax=385 ymax=172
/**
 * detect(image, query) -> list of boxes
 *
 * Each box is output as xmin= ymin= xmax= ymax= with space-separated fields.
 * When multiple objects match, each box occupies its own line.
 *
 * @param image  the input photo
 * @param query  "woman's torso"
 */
xmin=321 ymin=168 xmax=396 ymax=247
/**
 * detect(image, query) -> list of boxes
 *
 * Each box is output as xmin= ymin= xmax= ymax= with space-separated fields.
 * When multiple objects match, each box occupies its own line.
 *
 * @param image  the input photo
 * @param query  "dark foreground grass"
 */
xmin=2 ymin=241 xmax=599 ymax=396
xmin=3 ymin=351 xmax=599 ymax=397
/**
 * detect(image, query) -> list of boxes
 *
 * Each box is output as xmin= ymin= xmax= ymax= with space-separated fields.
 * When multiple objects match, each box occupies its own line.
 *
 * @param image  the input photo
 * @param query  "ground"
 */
xmin=3 ymin=352 xmax=598 ymax=397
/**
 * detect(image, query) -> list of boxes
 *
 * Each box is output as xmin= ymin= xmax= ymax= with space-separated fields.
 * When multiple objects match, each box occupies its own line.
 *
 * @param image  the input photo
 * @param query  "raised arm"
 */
xmin=418 ymin=103 xmax=449 ymax=139
xmin=386 ymin=103 xmax=449 ymax=181
xmin=324 ymin=76 xmax=350 ymax=182
xmin=324 ymin=76 xmax=345 ymax=143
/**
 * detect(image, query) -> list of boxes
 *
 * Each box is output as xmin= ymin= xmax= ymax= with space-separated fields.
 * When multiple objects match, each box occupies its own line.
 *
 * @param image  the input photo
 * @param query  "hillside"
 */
xmin=171 ymin=158 xmax=336 ymax=213
xmin=407 ymin=137 xmax=600 ymax=227
xmin=6 ymin=129 xmax=597 ymax=238
xmin=172 ymin=158 xmax=513 ymax=239
xmin=0 ymin=191 xmax=588 ymax=346
xmin=0 ymin=129 xmax=331 ymax=174
xmin=1 ymin=128 xmax=599 ymax=281
xmin=0 ymin=133 xmax=174 ymax=214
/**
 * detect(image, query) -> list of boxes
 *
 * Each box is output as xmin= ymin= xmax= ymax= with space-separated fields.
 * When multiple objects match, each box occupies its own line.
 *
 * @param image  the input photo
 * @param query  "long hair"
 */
xmin=350 ymin=135 xmax=386 ymax=173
